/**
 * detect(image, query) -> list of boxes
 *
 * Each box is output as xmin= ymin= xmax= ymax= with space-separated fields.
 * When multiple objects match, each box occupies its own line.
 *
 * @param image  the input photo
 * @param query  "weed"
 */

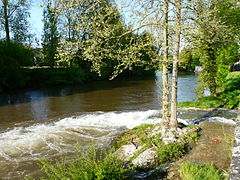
xmin=26 ymin=147 xmax=131 ymax=180
xmin=156 ymin=143 xmax=186 ymax=164
xmin=180 ymin=162 xmax=224 ymax=180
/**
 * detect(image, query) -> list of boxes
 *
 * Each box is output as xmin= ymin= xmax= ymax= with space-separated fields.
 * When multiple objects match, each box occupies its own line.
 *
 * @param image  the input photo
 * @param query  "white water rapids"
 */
xmin=0 ymin=109 xmax=237 ymax=179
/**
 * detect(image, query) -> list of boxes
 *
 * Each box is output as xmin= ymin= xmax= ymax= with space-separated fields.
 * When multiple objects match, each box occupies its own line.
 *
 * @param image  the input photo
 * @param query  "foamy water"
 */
xmin=0 ymin=109 xmax=237 ymax=179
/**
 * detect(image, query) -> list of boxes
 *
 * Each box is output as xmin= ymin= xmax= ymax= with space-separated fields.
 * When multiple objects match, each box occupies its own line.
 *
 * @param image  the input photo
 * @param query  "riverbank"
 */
xmin=178 ymin=72 xmax=240 ymax=110
xmin=30 ymin=117 xmax=237 ymax=180
xmin=0 ymin=67 xmax=155 ymax=92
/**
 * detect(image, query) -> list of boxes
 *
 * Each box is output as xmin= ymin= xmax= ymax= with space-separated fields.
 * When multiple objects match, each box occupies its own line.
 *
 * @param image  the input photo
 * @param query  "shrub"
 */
xmin=156 ymin=143 xmax=186 ymax=164
xmin=28 ymin=147 xmax=130 ymax=180
xmin=223 ymin=72 xmax=240 ymax=92
xmin=180 ymin=162 xmax=223 ymax=180
xmin=0 ymin=40 xmax=33 ymax=67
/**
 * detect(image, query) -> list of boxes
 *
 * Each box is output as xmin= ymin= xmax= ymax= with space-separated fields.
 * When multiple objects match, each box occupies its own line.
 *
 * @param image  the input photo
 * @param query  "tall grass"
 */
xmin=180 ymin=162 xmax=224 ymax=180
xmin=26 ymin=147 xmax=131 ymax=180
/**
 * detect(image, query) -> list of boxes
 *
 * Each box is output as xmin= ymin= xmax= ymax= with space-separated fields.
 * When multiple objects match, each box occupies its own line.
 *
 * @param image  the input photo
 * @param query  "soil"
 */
xmin=167 ymin=121 xmax=235 ymax=180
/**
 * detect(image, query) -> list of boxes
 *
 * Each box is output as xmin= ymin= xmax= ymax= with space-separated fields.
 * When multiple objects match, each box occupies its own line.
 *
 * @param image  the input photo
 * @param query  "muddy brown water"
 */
xmin=0 ymin=73 xmax=237 ymax=179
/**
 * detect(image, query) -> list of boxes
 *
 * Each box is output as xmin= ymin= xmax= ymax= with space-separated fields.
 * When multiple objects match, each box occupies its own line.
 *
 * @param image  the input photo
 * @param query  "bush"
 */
xmin=223 ymin=72 xmax=240 ymax=92
xmin=180 ymin=162 xmax=223 ymax=180
xmin=0 ymin=40 xmax=33 ymax=67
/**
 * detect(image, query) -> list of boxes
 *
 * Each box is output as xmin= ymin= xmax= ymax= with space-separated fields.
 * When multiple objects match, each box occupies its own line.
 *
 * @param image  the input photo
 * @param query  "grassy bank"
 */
xmin=26 ymin=147 xmax=131 ymax=180
xmin=114 ymin=124 xmax=200 ymax=166
xmin=178 ymin=72 xmax=240 ymax=109
xmin=180 ymin=162 xmax=224 ymax=180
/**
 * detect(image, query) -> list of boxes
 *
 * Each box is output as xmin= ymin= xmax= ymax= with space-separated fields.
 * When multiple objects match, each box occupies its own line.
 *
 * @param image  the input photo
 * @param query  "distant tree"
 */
xmin=11 ymin=3 xmax=31 ymax=44
xmin=42 ymin=0 xmax=59 ymax=67
xmin=0 ymin=0 xmax=30 ymax=42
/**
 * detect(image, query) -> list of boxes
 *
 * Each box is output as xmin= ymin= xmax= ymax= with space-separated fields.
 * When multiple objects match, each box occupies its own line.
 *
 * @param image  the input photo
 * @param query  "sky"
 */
xmin=29 ymin=1 xmax=44 ymax=45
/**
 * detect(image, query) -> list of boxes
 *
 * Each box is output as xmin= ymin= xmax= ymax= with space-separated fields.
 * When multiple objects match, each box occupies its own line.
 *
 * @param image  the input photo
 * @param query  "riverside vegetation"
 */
xmin=178 ymin=71 xmax=240 ymax=109
xmin=26 ymin=124 xmax=201 ymax=180
xmin=1 ymin=0 xmax=239 ymax=179
xmin=28 ymin=67 xmax=239 ymax=179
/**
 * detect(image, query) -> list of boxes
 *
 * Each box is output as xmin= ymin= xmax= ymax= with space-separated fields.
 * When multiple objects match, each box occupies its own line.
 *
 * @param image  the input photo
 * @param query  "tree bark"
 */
xmin=3 ymin=0 xmax=10 ymax=41
xmin=162 ymin=0 xmax=170 ymax=129
xmin=170 ymin=0 xmax=182 ymax=129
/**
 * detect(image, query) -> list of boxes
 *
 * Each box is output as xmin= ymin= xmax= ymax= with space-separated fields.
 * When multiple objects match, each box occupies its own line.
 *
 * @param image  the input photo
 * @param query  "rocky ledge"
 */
xmin=114 ymin=124 xmax=201 ymax=170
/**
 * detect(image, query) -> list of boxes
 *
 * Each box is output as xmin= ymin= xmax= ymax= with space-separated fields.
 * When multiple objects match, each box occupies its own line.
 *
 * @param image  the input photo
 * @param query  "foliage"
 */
xmin=179 ymin=90 xmax=240 ymax=109
xmin=0 ymin=40 xmax=33 ymax=67
xmin=10 ymin=2 xmax=31 ymax=44
xmin=156 ymin=142 xmax=186 ymax=164
xmin=216 ymin=45 xmax=240 ymax=90
xmin=27 ymin=147 xmax=130 ymax=180
xmin=0 ymin=68 xmax=31 ymax=90
xmin=42 ymin=0 xmax=60 ymax=67
xmin=0 ymin=0 xmax=32 ymax=43
xmin=179 ymin=162 xmax=224 ymax=180
xmin=179 ymin=47 xmax=200 ymax=72
xmin=113 ymin=124 xmax=155 ymax=149
xmin=223 ymin=72 xmax=240 ymax=92
xmin=187 ymin=0 xmax=240 ymax=96
xmin=154 ymin=129 xmax=200 ymax=165
xmin=155 ymin=128 xmax=200 ymax=164
xmin=0 ymin=67 xmax=89 ymax=91
xmin=55 ymin=0 xmax=156 ymax=79
xmin=115 ymin=123 xmax=200 ymax=167
xmin=180 ymin=130 xmax=200 ymax=145
xmin=179 ymin=72 xmax=240 ymax=109
xmin=178 ymin=96 xmax=223 ymax=109
xmin=0 ymin=40 xmax=34 ymax=89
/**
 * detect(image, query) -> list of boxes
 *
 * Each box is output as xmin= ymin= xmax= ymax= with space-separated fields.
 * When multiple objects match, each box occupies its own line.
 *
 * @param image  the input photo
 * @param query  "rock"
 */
xmin=177 ymin=126 xmax=200 ymax=137
xmin=132 ymin=148 xmax=156 ymax=168
xmin=117 ymin=144 xmax=139 ymax=162
xmin=161 ymin=131 xmax=180 ymax=144
xmin=151 ymin=125 xmax=200 ymax=145
xmin=231 ymin=60 xmax=240 ymax=71
xmin=194 ymin=66 xmax=203 ymax=73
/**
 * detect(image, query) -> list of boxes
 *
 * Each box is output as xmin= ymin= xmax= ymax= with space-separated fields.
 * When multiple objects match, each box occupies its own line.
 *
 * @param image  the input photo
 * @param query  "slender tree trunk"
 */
xmin=3 ymin=0 xmax=10 ymax=41
xmin=162 ymin=0 xmax=170 ymax=129
xmin=170 ymin=0 xmax=182 ymax=129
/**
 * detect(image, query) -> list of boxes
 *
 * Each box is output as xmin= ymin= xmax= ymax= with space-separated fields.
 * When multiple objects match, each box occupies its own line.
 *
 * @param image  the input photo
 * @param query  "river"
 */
xmin=0 ymin=72 xmax=237 ymax=179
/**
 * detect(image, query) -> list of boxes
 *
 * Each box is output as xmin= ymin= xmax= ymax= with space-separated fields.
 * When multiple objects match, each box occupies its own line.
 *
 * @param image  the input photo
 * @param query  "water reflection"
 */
xmin=0 ymin=73 xmax=198 ymax=129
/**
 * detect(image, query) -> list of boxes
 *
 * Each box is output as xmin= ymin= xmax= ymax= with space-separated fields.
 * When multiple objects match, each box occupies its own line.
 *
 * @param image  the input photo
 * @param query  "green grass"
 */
xmin=115 ymin=123 xmax=200 ymax=167
xmin=25 ymin=124 xmax=201 ymax=180
xmin=113 ymin=124 xmax=155 ymax=149
xmin=156 ymin=142 xmax=186 ymax=164
xmin=26 ymin=147 xmax=131 ymax=180
xmin=178 ymin=72 xmax=240 ymax=109
xmin=223 ymin=71 xmax=240 ymax=92
xmin=180 ymin=162 xmax=224 ymax=180
xmin=178 ymin=96 xmax=223 ymax=109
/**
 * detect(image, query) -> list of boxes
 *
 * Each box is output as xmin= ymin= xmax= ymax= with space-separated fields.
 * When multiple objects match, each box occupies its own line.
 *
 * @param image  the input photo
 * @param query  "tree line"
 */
xmin=0 ymin=0 xmax=239 ymax=128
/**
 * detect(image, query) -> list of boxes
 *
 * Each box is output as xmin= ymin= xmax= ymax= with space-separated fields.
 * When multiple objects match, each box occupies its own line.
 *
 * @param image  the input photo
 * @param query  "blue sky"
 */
xmin=29 ymin=1 xmax=44 ymax=44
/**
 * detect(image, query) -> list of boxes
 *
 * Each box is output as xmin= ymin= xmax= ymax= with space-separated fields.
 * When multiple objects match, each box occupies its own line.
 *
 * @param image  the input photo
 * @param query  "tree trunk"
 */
xmin=3 ymin=0 xmax=10 ymax=41
xmin=162 ymin=0 xmax=170 ymax=129
xmin=170 ymin=0 xmax=182 ymax=129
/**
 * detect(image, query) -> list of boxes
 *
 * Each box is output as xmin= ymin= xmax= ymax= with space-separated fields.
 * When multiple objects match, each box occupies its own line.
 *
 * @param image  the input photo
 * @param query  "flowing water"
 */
xmin=0 ymin=73 xmax=237 ymax=179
